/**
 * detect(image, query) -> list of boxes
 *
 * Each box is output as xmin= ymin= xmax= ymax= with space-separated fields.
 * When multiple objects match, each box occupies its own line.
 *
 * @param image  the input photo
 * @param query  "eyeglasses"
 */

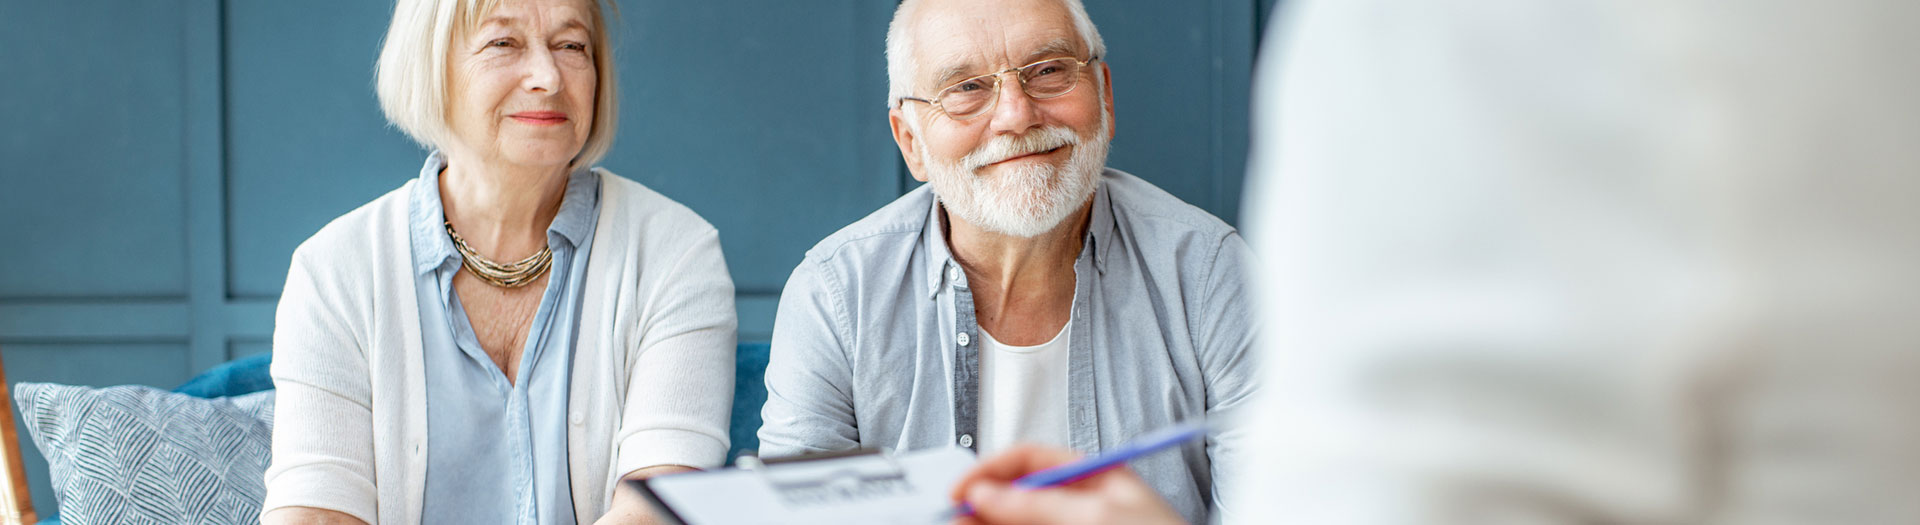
xmin=898 ymin=56 xmax=1101 ymax=121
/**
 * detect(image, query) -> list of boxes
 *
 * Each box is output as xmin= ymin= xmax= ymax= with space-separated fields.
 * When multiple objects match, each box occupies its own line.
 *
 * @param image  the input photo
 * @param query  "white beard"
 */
xmin=920 ymin=111 xmax=1112 ymax=238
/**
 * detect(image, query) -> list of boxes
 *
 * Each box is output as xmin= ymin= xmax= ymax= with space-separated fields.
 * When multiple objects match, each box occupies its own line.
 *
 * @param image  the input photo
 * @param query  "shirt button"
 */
xmin=948 ymin=267 xmax=961 ymax=282
xmin=570 ymin=412 xmax=585 ymax=426
xmin=956 ymin=332 xmax=971 ymax=346
xmin=958 ymin=434 xmax=974 ymax=448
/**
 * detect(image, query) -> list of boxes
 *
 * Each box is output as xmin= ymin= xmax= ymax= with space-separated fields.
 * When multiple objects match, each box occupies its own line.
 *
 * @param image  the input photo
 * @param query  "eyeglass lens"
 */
xmin=938 ymin=58 xmax=1085 ymax=118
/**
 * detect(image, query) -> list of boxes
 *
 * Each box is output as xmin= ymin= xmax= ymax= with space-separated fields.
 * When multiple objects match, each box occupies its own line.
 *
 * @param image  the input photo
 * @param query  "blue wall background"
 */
xmin=0 ymin=0 xmax=1277 ymax=513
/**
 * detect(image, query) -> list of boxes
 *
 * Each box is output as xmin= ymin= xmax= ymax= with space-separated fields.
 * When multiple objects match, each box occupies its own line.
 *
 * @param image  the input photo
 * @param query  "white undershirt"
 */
xmin=976 ymin=321 xmax=1072 ymax=455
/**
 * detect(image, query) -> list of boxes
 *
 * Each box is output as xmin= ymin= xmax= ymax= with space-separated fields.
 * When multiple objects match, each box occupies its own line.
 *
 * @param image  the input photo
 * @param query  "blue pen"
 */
xmin=942 ymin=420 xmax=1212 ymax=521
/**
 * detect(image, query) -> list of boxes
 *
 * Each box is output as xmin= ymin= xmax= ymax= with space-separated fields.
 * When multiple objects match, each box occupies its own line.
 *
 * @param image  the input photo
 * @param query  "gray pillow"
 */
xmin=14 ymin=383 xmax=275 ymax=525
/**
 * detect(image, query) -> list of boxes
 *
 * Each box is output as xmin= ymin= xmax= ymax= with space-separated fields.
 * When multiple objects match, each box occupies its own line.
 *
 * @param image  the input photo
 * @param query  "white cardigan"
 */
xmin=262 ymin=171 xmax=737 ymax=525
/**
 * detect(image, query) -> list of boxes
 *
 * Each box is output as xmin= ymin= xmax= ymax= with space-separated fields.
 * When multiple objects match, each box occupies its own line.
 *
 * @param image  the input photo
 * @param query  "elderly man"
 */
xmin=757 ymin=0 xmax=1256 ymax=521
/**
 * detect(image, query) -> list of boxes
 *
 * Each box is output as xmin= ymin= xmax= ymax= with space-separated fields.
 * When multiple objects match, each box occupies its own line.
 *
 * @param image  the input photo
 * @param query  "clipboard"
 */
xmin=634 ymin=447 xmax=978 ymax=525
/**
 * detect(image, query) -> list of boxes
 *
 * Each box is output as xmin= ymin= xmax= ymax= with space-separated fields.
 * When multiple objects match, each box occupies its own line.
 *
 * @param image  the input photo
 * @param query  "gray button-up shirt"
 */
xmin=759 ymin=168 xmax=1258 ymax=523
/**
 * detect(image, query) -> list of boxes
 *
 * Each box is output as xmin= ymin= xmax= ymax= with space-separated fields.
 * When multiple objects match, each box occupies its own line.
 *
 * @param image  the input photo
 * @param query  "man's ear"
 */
xmin=889 ymin=107 xmax=931 ymax=182
xmin=1098 ymin=61 xmax=1116 ymax=139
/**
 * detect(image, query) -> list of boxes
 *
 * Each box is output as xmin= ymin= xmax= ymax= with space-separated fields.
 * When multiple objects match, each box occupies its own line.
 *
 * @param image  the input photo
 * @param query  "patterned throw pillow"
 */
xmin=14 ymin=384 xmax=275 ymax=525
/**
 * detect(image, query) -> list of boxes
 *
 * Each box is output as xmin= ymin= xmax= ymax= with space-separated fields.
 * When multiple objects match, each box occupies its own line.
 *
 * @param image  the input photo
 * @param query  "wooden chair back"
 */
xmin=0 ymin=347 xmax=36 ymax=525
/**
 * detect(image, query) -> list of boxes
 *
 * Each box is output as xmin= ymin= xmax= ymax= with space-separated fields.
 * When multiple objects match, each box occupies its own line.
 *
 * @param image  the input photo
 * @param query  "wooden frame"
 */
xmin=0 ymin=346 xmax=36 ymax=525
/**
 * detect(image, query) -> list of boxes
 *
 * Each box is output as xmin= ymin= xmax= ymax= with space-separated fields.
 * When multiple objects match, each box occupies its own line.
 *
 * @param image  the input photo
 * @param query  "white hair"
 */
xmin=375 ymin=0 xmax=621 ymax=168
xmin=885 ymin=0 xmax=1107 ymax=112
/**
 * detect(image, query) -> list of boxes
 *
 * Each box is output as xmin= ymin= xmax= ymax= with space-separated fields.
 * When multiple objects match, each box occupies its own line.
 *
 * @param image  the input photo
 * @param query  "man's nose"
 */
xmin=987 ymin=75 xmax=1044 ymax=136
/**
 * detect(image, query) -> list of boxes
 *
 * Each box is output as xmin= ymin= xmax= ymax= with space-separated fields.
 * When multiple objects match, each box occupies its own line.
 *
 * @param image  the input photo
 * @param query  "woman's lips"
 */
xmin=509 ymin=111 xmax=568 ymax=126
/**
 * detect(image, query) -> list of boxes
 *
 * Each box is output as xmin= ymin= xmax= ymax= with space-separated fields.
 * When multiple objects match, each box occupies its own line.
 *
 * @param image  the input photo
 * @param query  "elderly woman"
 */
xmin=260 ymin=0 xmax=736 ymax=523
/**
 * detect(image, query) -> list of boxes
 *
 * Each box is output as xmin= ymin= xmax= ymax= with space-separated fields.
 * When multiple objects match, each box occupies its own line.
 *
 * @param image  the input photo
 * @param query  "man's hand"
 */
xmin=595 ymin=464 xmax=697 ymax=525
xmin=948 ymin=445 xmax=1185 ymax=525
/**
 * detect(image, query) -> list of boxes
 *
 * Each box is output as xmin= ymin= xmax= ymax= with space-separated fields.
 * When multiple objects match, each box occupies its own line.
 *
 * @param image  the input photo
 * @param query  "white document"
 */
xmin=639 ymin=447 xmax=978 ymax=525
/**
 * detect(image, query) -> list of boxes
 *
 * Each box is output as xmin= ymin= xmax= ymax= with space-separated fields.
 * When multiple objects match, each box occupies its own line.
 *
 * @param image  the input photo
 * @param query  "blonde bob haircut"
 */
xmin=376 ymin=0 xmax=620 ymax=169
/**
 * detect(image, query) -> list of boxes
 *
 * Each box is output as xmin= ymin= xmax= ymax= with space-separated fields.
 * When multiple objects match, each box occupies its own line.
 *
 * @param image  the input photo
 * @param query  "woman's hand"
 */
xmin=948 ymin=445 xmax=1185 ymax=525
xmin=260 ymin=506 xmax=370 ymax=525
xmin=594 ymin=465 xmax=697 ymax=525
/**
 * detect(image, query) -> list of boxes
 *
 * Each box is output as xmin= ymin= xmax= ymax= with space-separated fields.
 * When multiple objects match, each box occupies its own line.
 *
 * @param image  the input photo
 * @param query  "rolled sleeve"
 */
xmin=262 ymin=249 xmax=379 ymax=524
xmin=758 ymin=257 xmax=861 ymax=458
xmin=614 ymin=229 xmax=737 ymax=473
xmin=1196 ymin=232 xmax=1260 ymax=514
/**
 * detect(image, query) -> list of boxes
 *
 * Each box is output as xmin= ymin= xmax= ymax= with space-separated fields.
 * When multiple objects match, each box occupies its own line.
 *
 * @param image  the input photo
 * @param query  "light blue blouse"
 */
xmin=407 ymin=152 xmax=599 ymax=524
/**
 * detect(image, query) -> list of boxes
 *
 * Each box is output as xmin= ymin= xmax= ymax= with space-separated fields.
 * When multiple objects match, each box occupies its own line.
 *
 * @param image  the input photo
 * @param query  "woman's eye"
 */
xmin=560 ymin=42 xmax=587 ymax=52
xmin=488 ymin=39 xmax=513 ymax=48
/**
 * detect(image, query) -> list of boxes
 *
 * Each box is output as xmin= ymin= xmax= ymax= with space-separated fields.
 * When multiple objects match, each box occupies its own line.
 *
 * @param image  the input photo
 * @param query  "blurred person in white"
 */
xmin=948 ymin=0 xmax=1920 ymax=523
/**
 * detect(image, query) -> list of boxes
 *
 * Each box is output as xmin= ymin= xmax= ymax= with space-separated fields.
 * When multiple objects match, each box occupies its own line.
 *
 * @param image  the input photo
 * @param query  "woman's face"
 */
xmin=445 ymin=0 xmax=597 ymax=170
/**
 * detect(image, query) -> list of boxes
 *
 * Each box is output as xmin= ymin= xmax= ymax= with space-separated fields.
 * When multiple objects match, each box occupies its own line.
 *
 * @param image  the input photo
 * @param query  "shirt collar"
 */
xmin=922 ymin=200 xmax=959 ymax=299
xmin=410 ymin=153 xmax=459 ymax=276
xmin=408 ymin=151 xmax=602 ymax=276
xmin=547 ymin=165 xmax=601 ymax=248
xmin=922 ymin=169 xmax=1116 ymax=298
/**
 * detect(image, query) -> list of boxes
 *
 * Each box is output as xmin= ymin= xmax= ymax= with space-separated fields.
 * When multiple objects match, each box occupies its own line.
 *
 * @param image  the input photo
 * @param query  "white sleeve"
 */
xmin=261 ymin=247 xmax=379 ymax=524
xmin=613 ymin=228 xmax=738 ymax=475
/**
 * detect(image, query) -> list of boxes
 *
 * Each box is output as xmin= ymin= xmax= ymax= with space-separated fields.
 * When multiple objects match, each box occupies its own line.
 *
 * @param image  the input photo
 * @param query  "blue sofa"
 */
xmin=174 ymin=342 xmax=774 ymax=462
xmin=27 ymin=342 xmax=772 ymax=525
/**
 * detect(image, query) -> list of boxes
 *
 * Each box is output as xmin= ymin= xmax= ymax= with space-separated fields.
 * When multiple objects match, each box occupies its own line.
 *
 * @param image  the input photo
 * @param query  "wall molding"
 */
xmin=185 ymin=0 xmax=229 ymax=374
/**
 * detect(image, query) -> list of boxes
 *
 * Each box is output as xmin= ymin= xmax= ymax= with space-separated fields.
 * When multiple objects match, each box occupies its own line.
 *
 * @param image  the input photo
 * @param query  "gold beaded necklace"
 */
xmin=444 ymin=221 xmax=552 ymax=288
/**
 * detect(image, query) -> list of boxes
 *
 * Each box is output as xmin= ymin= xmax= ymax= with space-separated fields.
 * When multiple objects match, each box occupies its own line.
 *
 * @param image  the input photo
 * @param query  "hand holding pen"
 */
xmin=942 ymin=421 xmax=1208 ymax=525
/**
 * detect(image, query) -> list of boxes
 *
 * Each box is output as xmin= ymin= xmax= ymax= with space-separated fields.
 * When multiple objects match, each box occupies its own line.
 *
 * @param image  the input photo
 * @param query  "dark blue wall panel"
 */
xmin=1096 ymin=0 xmax=1255 ymax=224
xmin=608 ymin=2 xmax=901 ymax=295
xmin=0 ymin=3 xmax=190 ymax=299
xmin=225 ymin=0 xmax=428 ymax=299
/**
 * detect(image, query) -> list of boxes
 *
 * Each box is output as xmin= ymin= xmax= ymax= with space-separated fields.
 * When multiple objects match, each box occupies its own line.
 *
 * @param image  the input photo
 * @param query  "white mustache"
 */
xmin=960 ymin=126 xmax=1081 ymax=171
